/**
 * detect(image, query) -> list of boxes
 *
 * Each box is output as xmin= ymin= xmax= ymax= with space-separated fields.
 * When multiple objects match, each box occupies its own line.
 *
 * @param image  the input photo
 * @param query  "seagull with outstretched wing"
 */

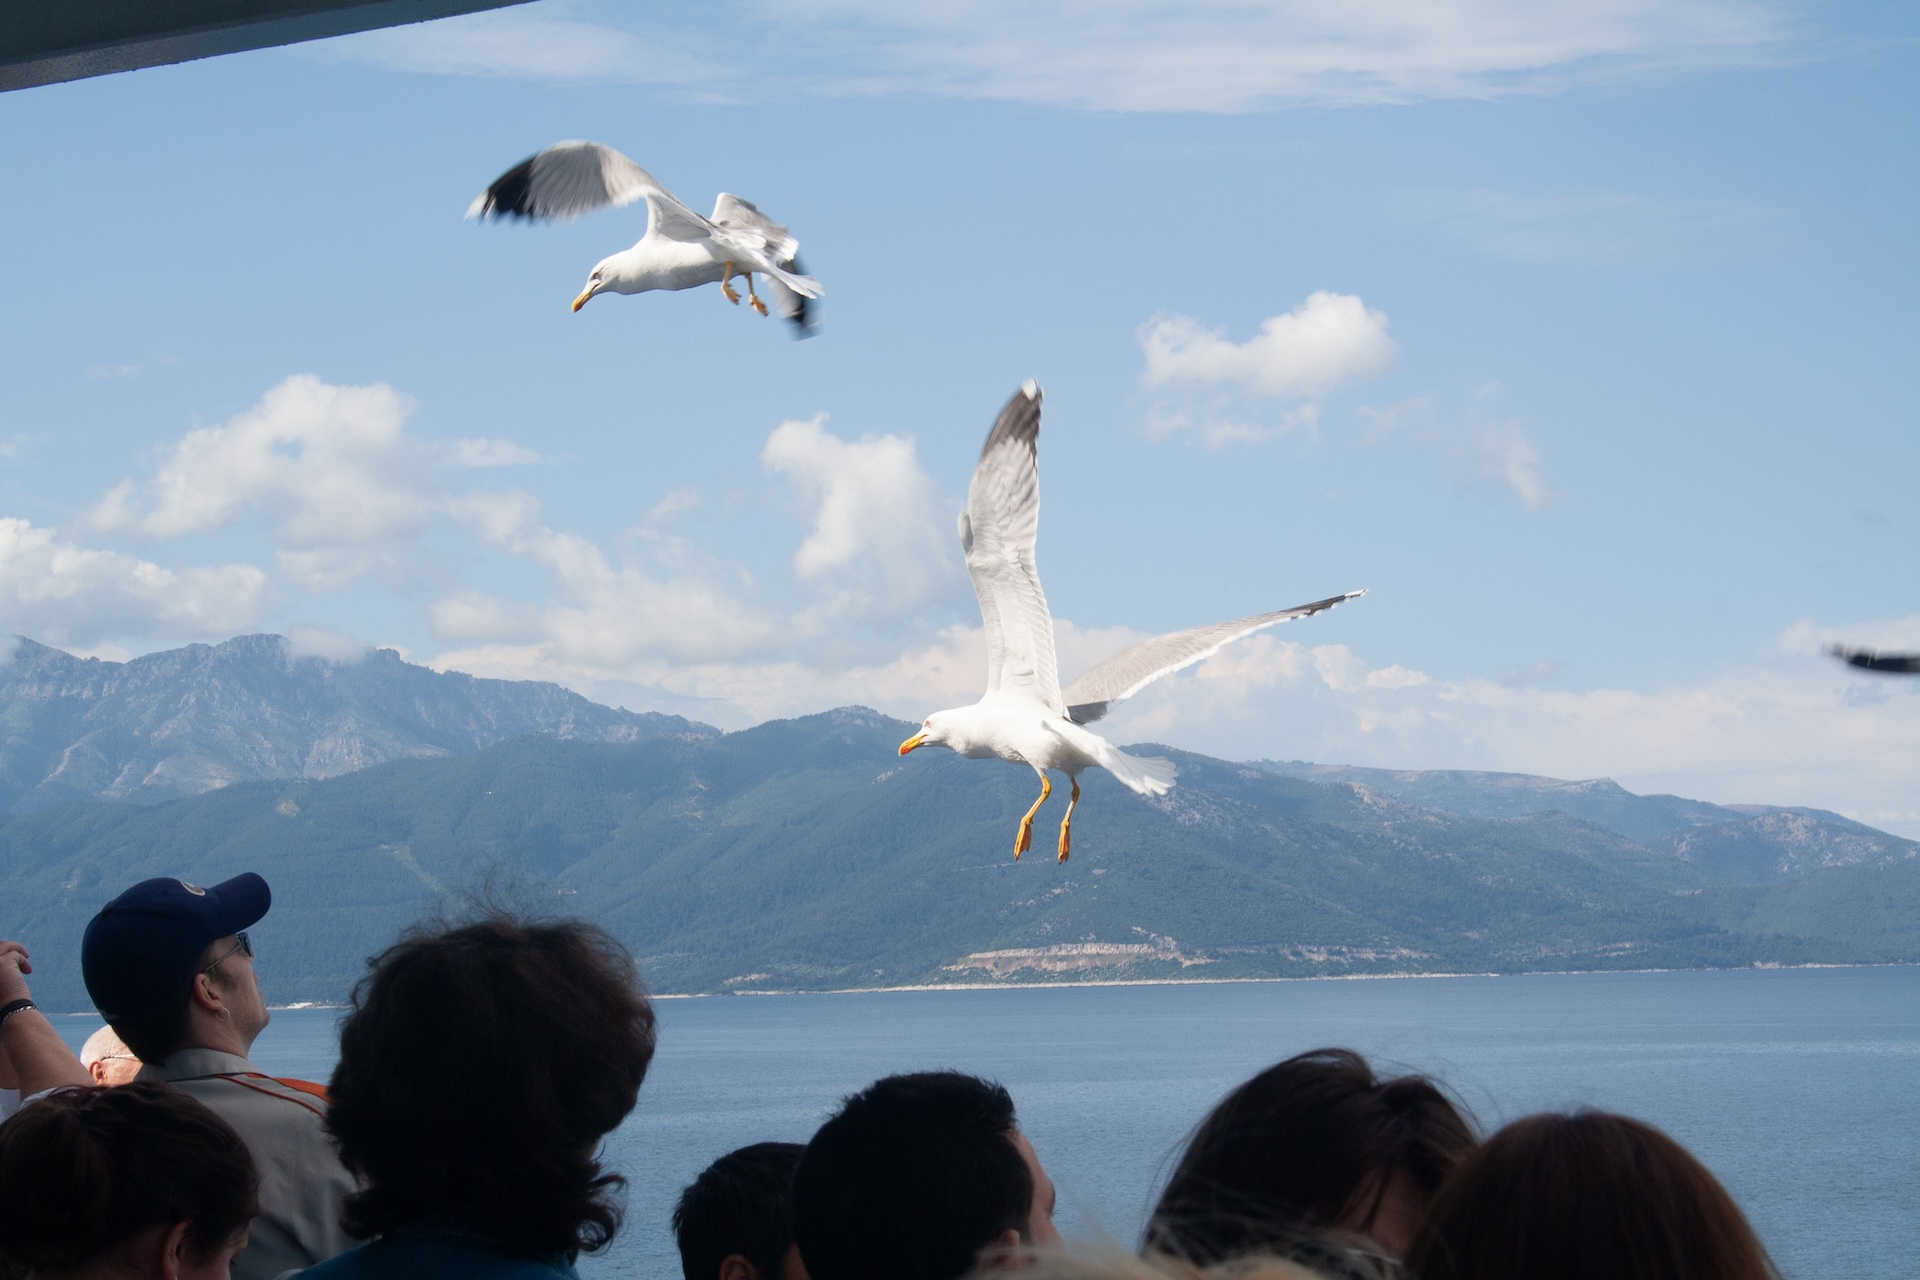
xmin=468 ymin=141 xmax=821 ymax=335
xmin=1830 ymin=646 xmax=1920 ymax=674
xmin=897 ymin=381 xmax=1364 ymax=861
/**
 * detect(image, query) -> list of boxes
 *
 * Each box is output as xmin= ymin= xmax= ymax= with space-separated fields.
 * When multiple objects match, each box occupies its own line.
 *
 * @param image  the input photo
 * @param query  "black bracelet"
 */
xmin=0 ymin=998 xmax=35 ymax=1027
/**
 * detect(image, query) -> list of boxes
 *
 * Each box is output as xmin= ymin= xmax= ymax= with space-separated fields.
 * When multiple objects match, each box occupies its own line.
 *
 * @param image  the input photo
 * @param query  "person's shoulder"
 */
xmin=285 ymin=1236 xmax=578 ymax=1280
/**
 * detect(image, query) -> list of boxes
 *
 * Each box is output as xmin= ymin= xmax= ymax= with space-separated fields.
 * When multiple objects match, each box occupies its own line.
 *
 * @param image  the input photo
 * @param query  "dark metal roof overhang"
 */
xmin=1 ymin=0 xmax=534 ymax=92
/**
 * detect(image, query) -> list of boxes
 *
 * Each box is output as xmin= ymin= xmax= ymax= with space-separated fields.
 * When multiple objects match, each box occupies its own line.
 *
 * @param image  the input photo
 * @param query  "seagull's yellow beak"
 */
xmin=898 ymin=733 xmax=926 ymax=756
xmin=571 ymin=288 xmax=594 ymax=313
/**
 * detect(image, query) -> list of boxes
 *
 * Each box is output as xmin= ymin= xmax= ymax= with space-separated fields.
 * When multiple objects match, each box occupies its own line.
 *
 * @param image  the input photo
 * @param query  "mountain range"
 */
xmin=0 ymin=637 xmax=1911 ymax=1012
xmin=0 ymin=634 xmax=712 ymax=811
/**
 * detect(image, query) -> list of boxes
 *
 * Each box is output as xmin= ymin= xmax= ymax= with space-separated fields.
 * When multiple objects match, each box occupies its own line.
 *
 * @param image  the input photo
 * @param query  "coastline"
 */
xmin=40 ymin=961 xmax=1905 ymax=1015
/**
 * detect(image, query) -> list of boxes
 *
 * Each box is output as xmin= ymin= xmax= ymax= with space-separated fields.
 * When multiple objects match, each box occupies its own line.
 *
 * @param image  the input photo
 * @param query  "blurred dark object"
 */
xmin=1829 ymin=646 xmax=1920 ymax=675
xmin=0 ymin=0 xmax=532 ymax=92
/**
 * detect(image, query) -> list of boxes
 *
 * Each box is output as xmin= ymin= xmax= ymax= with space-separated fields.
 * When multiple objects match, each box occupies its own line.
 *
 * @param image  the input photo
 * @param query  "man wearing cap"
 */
xmin=82 ymin=873 xmax=359 ymax=1280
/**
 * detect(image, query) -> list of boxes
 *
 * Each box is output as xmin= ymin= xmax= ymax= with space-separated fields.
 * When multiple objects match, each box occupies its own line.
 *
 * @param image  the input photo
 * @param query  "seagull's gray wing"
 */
xmin=1830 ymin=646 xmax=1920 ymax=674
xmin=710 ymin=192 xmax=800 ymax=263
xmin=467 ymin=141 xmax=655 ymax=221
xmin=467 ymin=140 xmax=713 ymax=241
xmin=962 ymin=380 xmax=1062 ymax=711
xmin=1061 ymin=591 xmax=1366 ymax=724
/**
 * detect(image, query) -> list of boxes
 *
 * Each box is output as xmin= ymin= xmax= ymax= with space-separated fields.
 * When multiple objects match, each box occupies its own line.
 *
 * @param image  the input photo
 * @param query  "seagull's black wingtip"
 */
xmin=980 ymin=379 xmax=1042 ymax=461
xmin=472 ymin=155 xmax=539 ymax=221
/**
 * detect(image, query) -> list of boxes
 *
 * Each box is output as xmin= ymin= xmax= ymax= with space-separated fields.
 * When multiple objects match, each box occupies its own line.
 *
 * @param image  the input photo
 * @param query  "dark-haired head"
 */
xmin=792 ymin=1071 xmax=1054 ymax=1280
xmin=1146 ymin=1048 xmax=1475 ymax=1264
xmin=325 ymin=914 xmax=657 ymax=1259
xmin=674 ymin=1141 xmax=806 ymax=1280
xmin=1407 ymin=1110 xmax=1780 ymax=1280
xmin=0 ymin=1082 xmax=258 ymax=1280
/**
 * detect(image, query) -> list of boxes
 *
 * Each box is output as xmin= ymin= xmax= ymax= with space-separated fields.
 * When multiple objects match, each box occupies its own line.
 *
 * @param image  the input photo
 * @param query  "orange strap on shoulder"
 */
xmin=269 ymin=1076 xmax=330 ymax=1101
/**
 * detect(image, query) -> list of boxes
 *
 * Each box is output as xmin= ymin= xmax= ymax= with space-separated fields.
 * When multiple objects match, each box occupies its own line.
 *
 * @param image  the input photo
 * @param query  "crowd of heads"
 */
xmin=0 ymin=872 xmax=1785 ymax=1280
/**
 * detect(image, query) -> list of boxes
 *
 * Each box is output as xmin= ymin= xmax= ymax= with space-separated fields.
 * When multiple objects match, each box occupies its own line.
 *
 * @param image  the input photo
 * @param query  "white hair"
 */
xmin=79 ymin=1023 xmax=134 ymax=1068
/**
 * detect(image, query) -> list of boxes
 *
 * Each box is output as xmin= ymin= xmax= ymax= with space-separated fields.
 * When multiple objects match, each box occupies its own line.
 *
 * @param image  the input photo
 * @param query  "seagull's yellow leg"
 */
xmin=1056 ymin=777 xmax=1081 ymax=863
xmin=720 ymin=262 xmax=741 ymax=304
xmin=747 ymin=273 xmax=769 ymax=316
xmin=1014 ymin=774 xmax=1051 ymax=860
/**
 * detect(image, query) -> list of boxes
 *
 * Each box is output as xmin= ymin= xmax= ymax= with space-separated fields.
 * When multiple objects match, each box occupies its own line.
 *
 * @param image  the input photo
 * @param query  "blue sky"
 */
xmin=0 ymin=1 xmax=1916 ymax=828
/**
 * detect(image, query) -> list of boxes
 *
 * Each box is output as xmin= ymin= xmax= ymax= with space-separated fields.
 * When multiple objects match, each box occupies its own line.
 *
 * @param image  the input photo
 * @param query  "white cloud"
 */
xmin=284 ymin=627 xmax=370 ymax=663
xmin=761 ymin=414 xmax=953 ymax=610
xmin=320 ymin=10 xmax=733 ymax=89
xmin=1402 ymin=187 xmax=1772 ymax=266
xmin=756 ymin=0 xmax=1791 ymax=111
xmin=427 ymin=417 xmax=957 ymax=682
xmin=0 ymin=517 xmax=266 ymax=649
xmin=90 ymin=374 xmax=537 ymax=591
xmin=316 ymin=1 xmax=1791 ymax=112
xmin=1086 ymin=616 xmax=1920 ymax=837
xmin=1138 ymin=294 xmax=1397 ymax=447
xmin=1141 ymin=294 xmax=1398 ymax=398
xmin=1362 ymin=390 xmax=1559 ymax=510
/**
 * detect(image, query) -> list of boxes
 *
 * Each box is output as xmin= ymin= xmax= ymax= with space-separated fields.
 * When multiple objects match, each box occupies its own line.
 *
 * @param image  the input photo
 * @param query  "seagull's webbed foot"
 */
xmin=720 ymin=262 xmax=741 ymax=305
xmin=1015 ymin=775 xmax=1052 ymax=861
xmin=1057 ymin=777 xmax=1081 ymax=863
xmin=747 ymin=275 xmax=769 ymax=316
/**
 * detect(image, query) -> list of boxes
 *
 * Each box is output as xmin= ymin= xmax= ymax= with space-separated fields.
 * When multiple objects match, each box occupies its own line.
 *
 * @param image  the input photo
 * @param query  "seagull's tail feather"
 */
xmin=1104 ymin=747 xmax=1177 ymax=797
xmin=762 ymin=261 xmax=824 ymax=299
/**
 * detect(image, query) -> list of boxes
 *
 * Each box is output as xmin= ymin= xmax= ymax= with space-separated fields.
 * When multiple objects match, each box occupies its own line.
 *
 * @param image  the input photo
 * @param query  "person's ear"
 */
xmin=982 ymin=1230 xmax=1024 ymax=1270
xmin=156 ymin=1220 xmax=195 ymax=1280
xmin=718 ymin=1254 xmax=761 ymax=1280
xmin=189 ymin=970 xmax=226 ymax=1017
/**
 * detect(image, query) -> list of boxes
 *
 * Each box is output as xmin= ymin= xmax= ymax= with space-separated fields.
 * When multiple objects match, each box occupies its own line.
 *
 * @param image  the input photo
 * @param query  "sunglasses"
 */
xmin=199 ymin=931 xmax=253 ymax=976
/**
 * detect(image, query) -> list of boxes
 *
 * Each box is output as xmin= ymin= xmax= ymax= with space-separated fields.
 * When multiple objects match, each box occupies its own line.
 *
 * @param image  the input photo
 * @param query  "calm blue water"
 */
xmin=56 ymin=967 xmax=1920 ymax=1280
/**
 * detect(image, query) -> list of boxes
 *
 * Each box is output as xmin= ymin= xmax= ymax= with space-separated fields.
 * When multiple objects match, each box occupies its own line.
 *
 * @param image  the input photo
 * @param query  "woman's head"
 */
xmin=326 ymin=913 xmax=658 ymax=1259
xmin=0 ymin=1082 xmax=258 ymax=1280
xmin=1146 ymin=1048 xmax=1475 ymax=1264
xmin=1406 ymin=1110 xmax=1780 ymax=1280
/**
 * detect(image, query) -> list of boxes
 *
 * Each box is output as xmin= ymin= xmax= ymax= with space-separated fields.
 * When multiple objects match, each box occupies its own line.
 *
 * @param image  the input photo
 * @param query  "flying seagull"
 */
xmin=1829 ymin=645 xmax=1920 ymax=674
xmin=898 ymin=381 xmax=1364 ymax=862
xmin=468 ymin=141 xmax=822 ymax=335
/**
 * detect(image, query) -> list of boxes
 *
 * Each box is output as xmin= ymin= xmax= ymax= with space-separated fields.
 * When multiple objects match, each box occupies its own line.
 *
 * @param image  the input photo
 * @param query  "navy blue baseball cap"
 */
xmin=81 ymin=874 xmax=271 ymax=1025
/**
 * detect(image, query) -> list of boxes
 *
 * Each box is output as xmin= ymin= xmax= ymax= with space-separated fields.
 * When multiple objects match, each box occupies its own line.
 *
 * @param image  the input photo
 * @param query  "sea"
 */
xmin=54 ymin=966 xmax=1920 ymax=1280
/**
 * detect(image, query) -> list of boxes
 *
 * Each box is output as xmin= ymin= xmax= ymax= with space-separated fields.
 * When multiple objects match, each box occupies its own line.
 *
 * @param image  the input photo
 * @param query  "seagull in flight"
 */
xmin=1830 ymin=645 xmax=1920 ymax=674
xmin=898 ymin=381 xmax=1364 ymax=862
xmin=468 ymin=141 xmax=822 ymax=335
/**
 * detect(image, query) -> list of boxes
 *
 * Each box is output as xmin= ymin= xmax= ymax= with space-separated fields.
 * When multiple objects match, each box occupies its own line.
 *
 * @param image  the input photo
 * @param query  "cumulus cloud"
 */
xmin=761 ymin=414 xmax=954 ymax=611
xmin=324 ymin=1 xmax=1792 ymax=112
xmin=1138 ymin=293 xmax=1397 ymax=446
xmin=90 ymin=374 xmax=538 ymax=591
xmin=0 ymin=517 xmax=266 ymax=650
xmin=425 ymin=417 xmax=954 ymax=682
xmin=1402 ymin=187 xmax=1773 ymax=266
xmin=1082 ymin=617 xmax=1920 ymax=837
xmin=1362 ymin=390 xmax=1559 ymax=510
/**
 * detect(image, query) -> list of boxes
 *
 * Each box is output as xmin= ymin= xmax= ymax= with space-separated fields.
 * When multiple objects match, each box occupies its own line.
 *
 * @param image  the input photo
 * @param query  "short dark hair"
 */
xmin=326 ymin=914 xmax=657 ymax=1258
xmin=0 ymin=1083 xmax=259 ymax=1279
xmin=673 ymin=1142 xmax=805 ymax=1280
xmin=792 ymin=1072 xmax=1032 ymax=1280
xmin=1146 ymin=1048 xmax=1476 ymax=1263
xmin=1407 ymin=1110 xmax=1781 ymax=1280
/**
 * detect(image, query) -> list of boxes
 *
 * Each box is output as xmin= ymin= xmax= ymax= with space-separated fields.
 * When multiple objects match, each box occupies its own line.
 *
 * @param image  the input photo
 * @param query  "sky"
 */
xmin=0 ymin=0 xmax=1916 ymax=830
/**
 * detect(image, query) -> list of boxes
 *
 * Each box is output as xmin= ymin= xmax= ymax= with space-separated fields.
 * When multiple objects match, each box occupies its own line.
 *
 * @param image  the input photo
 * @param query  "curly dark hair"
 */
xmin=1146 ymin=1048 xmax=1476 ymax=1264
xmin=0 ymin=1083 xmax=258 ymax=1279
xmin=326 ymin=914 xmax=657 ymax=1258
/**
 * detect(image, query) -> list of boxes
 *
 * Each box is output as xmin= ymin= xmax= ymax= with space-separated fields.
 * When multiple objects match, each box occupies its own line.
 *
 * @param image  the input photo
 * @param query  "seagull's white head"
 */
xmin=898 ymin=708 xmax=972 ymax=756
xmin=572 ymin=258 xmax=615 ymax=312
